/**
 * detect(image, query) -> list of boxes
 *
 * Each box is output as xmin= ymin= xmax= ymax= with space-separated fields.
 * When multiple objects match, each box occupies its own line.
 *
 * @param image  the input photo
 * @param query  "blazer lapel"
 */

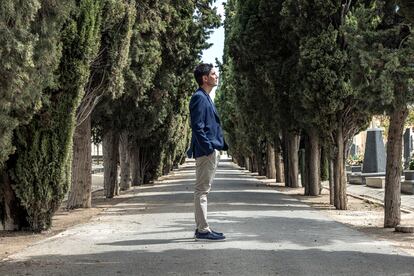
xmin=199 ymin=88 xmax=221 ymax=122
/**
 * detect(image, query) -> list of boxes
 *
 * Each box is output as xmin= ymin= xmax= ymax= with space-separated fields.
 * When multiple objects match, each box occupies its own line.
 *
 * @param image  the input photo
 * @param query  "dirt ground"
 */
xmin=0 ymin=188 xmax=139 ymax=261
xmin=266 ymin=182 xmax=414 ymax=256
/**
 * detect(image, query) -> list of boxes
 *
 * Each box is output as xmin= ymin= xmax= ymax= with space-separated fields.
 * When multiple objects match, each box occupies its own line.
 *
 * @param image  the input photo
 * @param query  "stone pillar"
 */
xmin=362 ymin=128 xmax=386 ymax=173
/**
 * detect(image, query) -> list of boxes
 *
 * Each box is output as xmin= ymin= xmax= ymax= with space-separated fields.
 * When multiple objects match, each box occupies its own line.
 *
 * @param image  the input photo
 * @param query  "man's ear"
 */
xmin=202 ymin=75 xmax=208 ymax=84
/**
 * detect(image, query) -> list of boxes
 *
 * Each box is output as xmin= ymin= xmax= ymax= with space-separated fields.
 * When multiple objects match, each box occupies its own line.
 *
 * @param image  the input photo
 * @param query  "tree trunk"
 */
xmin=163 ymin=154 xmax=172 ymax=175
xmin=244 ymin=156 xmax=250 ymax=171
xmin=256 ymin=147 xmax=266 ymax=176
xmin=103 ymin=130 xmax=119 ymax=198
xmin=307 ymin=129 xmax=320 ymax=196
xmin=282 ymin=130 xmax=290 ymax=187
xmin=320 ymin=146 xmax=329 ymax=182
xmin=384 ymin=105 xmax=408 ymax=227
xmin=275 ymin=138 xmax=283 ymax=183
xmin=333 ymin=126 xmax=347 ymax=210
xmin=266 ymin=143 xmax=276 ymax=179
xmin=251 ymin=155 xmax=258 ymax=173
xmin=329 ymin=158 xmax=334 ymax=205
xmin=67 ymin=115 xmax=92 ymax=209
xmin=288 ymin=132 xmax=300 ymax=188
xmin=119 ymin=132 xmax=131 ymax=191
xmin=131 ymin=146 xmax=143 ymax=186
xmin=300 ymin=147 xmax=308 ymax=194
xmin=236 ymin=156 xmax=245 ymax=168
xmin=0 ymin=170 xmax=28 ymax=230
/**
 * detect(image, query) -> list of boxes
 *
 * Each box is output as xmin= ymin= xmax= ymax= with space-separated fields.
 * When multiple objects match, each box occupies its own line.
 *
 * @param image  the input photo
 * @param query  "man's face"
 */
xmin=203 ymin=68 xmax=218 ymax=88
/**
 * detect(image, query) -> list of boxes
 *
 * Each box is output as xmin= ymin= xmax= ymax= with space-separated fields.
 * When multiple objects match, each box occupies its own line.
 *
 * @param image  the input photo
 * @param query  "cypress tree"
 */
xmin=0 ymin=1 xmax=47 ymax=229
xmin=116 ymin=0 xmax=165 ymax=187
xmin=224 ymin=0 xmax=272 ymax=176
xmin=380 ymin=1 xmax=414 ymax=228
xmin=346 ymin=0 xmax=414 ymax=226
xmin=63 ymin=0 xmax=104 ymax=209
xmin=69 ymin=0 xmax=136 ymax=203
xmin=91 ymin=0 xmax=136 ymax=199
xmin=216 ymin=0 xmax=247 ymax=165
xmin=1 ymin=1 xmax=81 ymax=231
xmin=280 ymin=0 xmax=383 ymax=208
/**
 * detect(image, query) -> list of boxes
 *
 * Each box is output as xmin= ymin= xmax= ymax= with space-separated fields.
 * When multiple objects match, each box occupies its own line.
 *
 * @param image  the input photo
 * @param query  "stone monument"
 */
xmin=362 ymin=128 xmax=386 ymax=173
xmin=404 ymin=128 xmax=412 ymax=169
xmin=361 ymin=128 xmax=386 ymax=187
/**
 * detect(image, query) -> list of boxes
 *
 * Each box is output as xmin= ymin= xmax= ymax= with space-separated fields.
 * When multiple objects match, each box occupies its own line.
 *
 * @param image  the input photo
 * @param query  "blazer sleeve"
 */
xmin=190 ymin=93 xmax=214 ymax=155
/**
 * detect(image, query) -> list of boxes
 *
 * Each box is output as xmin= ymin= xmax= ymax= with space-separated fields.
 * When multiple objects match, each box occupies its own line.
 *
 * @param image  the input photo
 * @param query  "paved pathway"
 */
xmin=1 ymin=157 xmax=414 ymax=276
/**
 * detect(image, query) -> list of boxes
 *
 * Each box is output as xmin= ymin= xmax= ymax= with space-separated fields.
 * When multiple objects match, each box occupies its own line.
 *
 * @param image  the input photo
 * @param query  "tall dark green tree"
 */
xmin=117 ymin=0 xmax=165 ymax=190
xmin=0 ymin=1 xmax=60 ymax=230
xmin=216 ymin=0 xmax=248 ymax=167
xmin=224 ymin=0 xmax=277 ymax=177
xmin=347 ymin=0 xmax=413 ymax=226
xmin=256 ymin=0 xmax=299 ymax=186
xmin=399 ymin=0 xmax=414 ymax=21
xmin=1 ymin=0 xmax=98 ymax=231
xmin=115 ymin=0 xmax=166 ymax=187
xmin=90 ymin=0 xmax=136 ymax=199
xmin=69 ymin=0 xmax=136 ymax=204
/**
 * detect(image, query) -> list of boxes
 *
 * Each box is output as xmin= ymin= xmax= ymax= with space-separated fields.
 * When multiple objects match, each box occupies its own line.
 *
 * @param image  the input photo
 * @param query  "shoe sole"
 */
xmin=194 ymin=237 xmax=226 ymax=242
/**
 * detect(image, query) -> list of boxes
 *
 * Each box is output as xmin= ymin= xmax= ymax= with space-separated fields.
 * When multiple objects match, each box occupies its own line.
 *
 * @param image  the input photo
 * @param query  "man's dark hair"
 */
xmin=194 ymin=63 xmax=213 ymax=86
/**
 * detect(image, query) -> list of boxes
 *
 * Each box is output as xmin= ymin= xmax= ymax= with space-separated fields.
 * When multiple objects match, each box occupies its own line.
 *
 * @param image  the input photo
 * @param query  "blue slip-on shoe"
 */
xmin=195 ymin=231 xmax=226 ymax=241
xmin=194 ymin=229 xmax=224 ymax=237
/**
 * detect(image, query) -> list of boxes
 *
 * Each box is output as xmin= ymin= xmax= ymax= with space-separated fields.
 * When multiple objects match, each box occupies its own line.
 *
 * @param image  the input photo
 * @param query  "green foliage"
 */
xmin=406 ymin=108 xmax=414 ymax=127
xmin=123 ymin=1 xmax=164 ymax=103
xmin=0 ymin=0 xmax=59 ymax=169
xmin=347 ymin=1 xmax=413 ymax=111
xmin=91 ymin=0 xmax=136 ymax=142
xmin=398 ymin=0 xmax=414 ymax=22
xmin=217 ymin=0 xmax=277 ymax=160
xmin=89 ymin=0 xmax=136 ymax=107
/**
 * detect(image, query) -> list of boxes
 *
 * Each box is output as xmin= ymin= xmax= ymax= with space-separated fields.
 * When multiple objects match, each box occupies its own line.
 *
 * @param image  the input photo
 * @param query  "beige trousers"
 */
xmin=194 ymin=150 xmax=220 ymax=232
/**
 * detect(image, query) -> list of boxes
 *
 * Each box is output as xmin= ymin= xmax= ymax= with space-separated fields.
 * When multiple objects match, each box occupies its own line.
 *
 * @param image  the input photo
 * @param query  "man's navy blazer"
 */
xmin=187 ymin=88 xmax=228 ymax=159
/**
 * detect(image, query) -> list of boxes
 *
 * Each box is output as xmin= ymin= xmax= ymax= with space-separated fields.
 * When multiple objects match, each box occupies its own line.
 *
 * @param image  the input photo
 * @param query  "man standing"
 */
xmin=188 ymin=63 xmax=228 ymax=241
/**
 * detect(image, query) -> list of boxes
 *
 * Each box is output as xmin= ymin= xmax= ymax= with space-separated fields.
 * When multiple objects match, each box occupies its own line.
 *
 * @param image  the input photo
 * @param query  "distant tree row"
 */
xmin=0 ymin=0 xmax=220 ymax=232
xmin=216 ymin=0 xmax=413 ymax=227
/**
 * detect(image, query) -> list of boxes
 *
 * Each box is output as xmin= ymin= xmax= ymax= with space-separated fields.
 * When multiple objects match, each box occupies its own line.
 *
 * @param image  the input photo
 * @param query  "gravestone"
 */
xmin=404 ymin=128 xmax=412 ymax=169
xmin=350 ymin=143 xmax=359 ymax=157
xmin=362 ymin=128 xmax=386 ymax=173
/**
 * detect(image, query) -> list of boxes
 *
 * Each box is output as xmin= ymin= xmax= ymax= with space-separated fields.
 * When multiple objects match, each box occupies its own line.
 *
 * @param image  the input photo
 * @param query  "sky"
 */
xmin=201 ymin=0 xmax=226 ymax=100
xmin=201 ymin=1 xmax=226 ymax=65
